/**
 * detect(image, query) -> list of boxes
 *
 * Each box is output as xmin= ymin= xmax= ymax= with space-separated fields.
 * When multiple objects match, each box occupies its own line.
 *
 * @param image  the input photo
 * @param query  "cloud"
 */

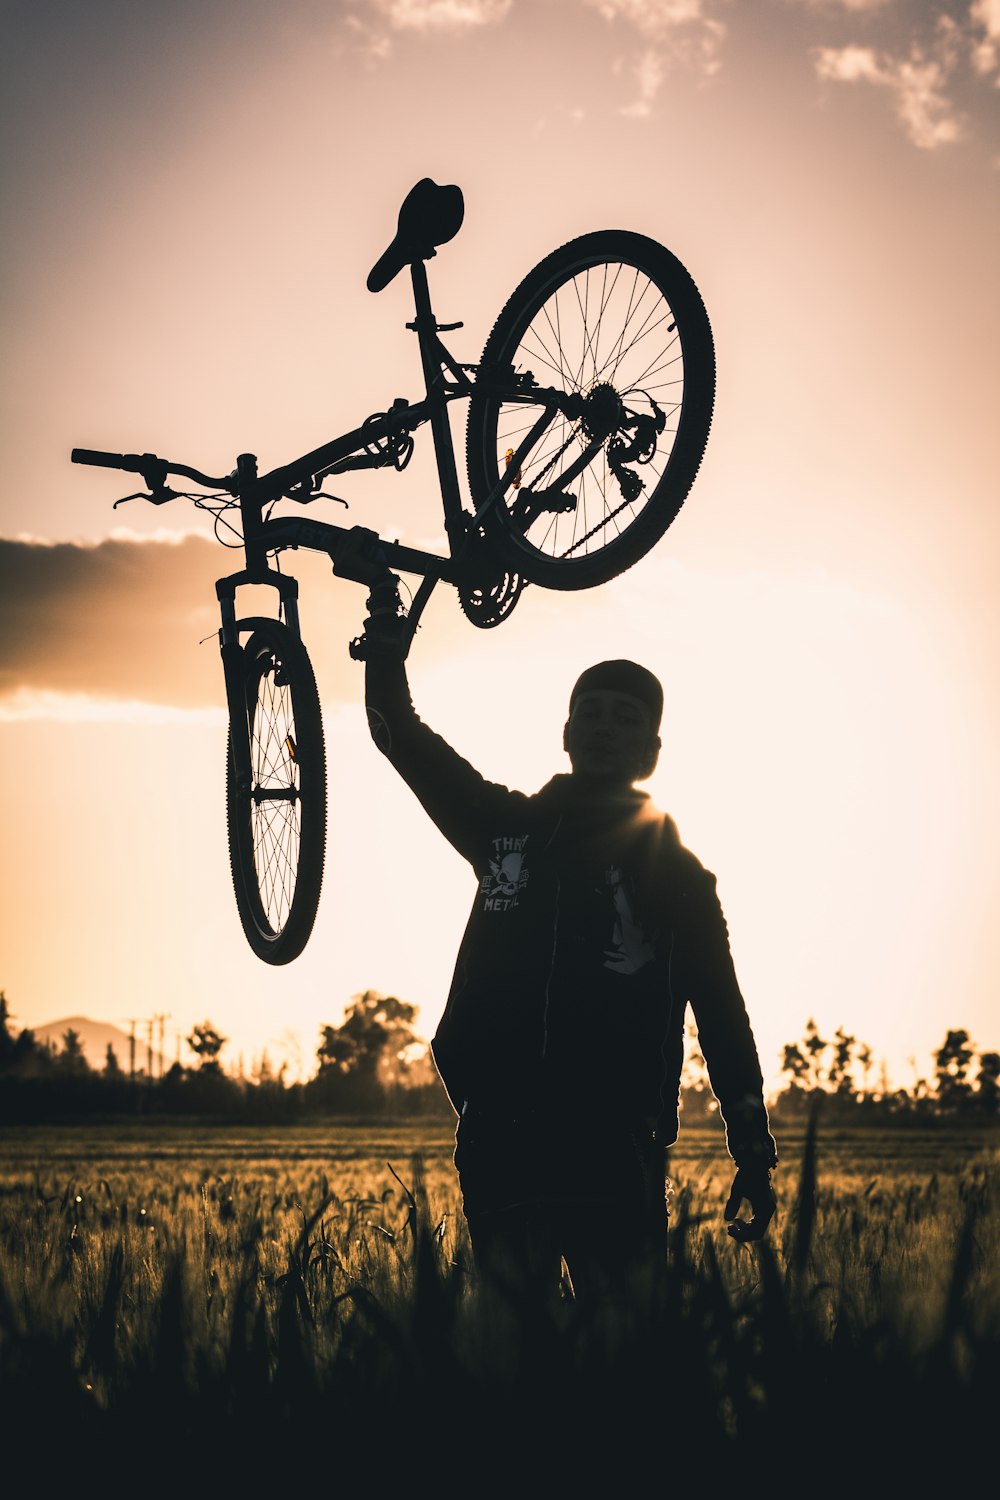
xmin=0 ymin=531 xmax=459 ymax=717
xmin=814 ymin=30 xmax=966 ymax=148
xmin=619 ymin=47 xmax=665 ymax=116
xmin=811 ymin=1 xmax=1000 ymax=148
xmin=342 ymin=13 xmax=393 ymax=59
xmin=0 ymin=689 xmax=226 ymax=725
xmin=0 ymin=534 xmax=228 ymax=710
xmin=370 ymin=0 xmax=513 ymax=30
xmin=788 ymin=0 xmax=890 ymax=11
xmin=813 ymin=41 xmax=880 ymax=82
xmin=970 ymin=0 xmax=1000 ymax=79
xmin=341 ymin=0 xmax=513 ymax=63
xmin=584 ymin=0 xmax=727 ymax=113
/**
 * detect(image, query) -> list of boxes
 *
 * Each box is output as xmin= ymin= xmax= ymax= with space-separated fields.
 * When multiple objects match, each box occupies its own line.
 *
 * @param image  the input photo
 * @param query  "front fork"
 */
xmin=217 ymin=566 xmax=301 ymax=793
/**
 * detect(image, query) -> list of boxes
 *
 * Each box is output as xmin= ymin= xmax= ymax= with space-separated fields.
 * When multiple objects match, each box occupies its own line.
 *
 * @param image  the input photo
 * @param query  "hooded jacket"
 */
xmin=366 ymin=657 xmax=776 ymax=1171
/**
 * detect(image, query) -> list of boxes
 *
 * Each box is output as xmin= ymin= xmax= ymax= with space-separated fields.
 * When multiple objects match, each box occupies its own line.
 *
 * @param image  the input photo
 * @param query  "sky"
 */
xmin=1 ymin=0 xmax=998 ymax=1094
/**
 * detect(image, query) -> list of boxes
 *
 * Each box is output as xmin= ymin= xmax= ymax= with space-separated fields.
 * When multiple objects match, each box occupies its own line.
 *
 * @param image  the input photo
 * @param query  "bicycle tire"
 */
xmin=467 ymin=231 xmax=715 ymax=590
xmin=226 ymin=620 xmax=326 ymax=964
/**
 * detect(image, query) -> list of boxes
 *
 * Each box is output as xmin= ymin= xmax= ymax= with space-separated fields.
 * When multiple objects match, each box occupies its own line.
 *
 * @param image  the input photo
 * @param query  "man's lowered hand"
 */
xmin=724 ymin=1167 xmax=776 ymax=1243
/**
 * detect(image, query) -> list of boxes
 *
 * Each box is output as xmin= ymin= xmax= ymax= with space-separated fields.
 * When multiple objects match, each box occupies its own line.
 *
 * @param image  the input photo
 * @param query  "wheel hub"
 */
xmin=581 ymin=382 xmax=623 ymax=444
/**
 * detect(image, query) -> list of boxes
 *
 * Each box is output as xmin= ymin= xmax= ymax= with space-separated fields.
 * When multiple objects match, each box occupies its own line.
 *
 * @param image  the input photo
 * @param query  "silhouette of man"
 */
xmin=360 ymin=576 xmax=776 ymax=1299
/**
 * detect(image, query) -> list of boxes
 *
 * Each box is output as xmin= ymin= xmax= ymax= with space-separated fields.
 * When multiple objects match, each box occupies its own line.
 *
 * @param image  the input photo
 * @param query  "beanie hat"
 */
xmin=569 ymin=660 xmax=663 ymax=733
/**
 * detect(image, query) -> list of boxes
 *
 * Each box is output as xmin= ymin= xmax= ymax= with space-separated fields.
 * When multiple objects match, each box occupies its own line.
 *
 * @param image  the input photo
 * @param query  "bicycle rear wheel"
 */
xmin=467 ymin=231 xmax=714 ymax=590
xmin=226 ymin=620 xmax=326 ymax=964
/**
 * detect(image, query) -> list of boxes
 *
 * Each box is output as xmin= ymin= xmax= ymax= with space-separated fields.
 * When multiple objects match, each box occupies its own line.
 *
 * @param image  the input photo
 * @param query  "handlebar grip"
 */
xmin=71 ymin=449 xmax=152 ymax=473
xmin=72 ymin=448 xmax=126 ymax=468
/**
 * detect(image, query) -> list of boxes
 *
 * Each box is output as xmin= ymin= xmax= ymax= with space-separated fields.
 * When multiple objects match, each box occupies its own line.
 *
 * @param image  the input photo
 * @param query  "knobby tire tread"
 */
xmin=226 ymin=620 xmax=326 ymax=965
xmin=467 ymin=231 xmax=715 ymax=590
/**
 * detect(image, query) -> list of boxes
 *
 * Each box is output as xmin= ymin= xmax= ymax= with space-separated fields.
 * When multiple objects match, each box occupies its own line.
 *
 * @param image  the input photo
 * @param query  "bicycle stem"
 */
xmin=237 ymin=453 xmax=267 ymax=575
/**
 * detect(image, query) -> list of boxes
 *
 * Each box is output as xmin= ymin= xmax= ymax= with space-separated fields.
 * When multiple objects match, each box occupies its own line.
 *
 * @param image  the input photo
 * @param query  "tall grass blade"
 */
xmin=792 ymin=1103 xmax=819 ymax=1274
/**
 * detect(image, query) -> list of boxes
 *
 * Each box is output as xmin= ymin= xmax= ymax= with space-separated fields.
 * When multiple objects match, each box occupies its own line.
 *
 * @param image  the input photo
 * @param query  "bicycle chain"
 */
xmin=506 ymin=407 xmax=651 ymax=559
xmin=558 ymin=488 xmax=645 ymax=559
xmin=493 ymin=401 xmax=648 ymax=559
xmin=520 ymin=423 xmax=578 ymax=493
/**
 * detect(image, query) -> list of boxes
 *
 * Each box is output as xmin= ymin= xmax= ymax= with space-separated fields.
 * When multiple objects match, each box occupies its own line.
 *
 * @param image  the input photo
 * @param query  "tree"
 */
xmin=934 ymin=1029 xmax=974 ymax=1110
xmin=315 ymin=991 xmax=421 ymax=1109
xmin=58 ymin=1028 xmax=90 ymax=1076
xmin=187 ymin=1022 xmax=227 ymax=1073
xmin=103 ymin=1043 xmax=123 ymax=1078
xmin=777 ymin=1021 xmax=831 ymax=1100
xmin=0 ymin=992 xmax=16 ymax=1069
xmin=780 ymin=1041 xmax=810 ymax=1093
xmin=679 ymin=1038 xmax=715 ymax=1121
xmin=828 ymin=1027 xmax=856 ymax=1096
xmin=11 ymin=1026 xmax=45 ymax=1076
xmin=0 ymin=992 xmax=46 ymax=1076
xmin=252 ymin=1050 xmax=286 ymax=1087
xmin=975 ymin=1051 xmax=1000 ymax=1117
xmin=802 ymin=1019 xmax=828 ymax=1090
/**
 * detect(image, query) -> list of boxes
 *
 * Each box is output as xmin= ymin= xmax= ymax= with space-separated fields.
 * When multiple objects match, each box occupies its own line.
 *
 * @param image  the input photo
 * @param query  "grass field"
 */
xmin=1 ymin=1119 xmax=996 ymax=1487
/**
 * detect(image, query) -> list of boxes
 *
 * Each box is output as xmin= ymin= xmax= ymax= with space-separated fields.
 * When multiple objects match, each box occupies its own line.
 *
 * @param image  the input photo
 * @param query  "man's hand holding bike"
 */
xmin=350 ymin=572 xmax=411 ymax=663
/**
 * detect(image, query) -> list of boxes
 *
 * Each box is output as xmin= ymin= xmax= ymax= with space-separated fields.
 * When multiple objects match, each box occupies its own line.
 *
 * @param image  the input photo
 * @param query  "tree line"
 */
xmin=0 ymin=990 xmax=445 ymax=1122
xmin=681 ymin=1016 xmax=999 ymax=1124
xmin=0 ymin=989 xmax=997 ymax=1124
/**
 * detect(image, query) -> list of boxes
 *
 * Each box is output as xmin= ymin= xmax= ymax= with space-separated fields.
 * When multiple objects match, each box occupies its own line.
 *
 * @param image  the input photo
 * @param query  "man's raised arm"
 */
xmin=358 ymin=575 xmax=513 ymax=865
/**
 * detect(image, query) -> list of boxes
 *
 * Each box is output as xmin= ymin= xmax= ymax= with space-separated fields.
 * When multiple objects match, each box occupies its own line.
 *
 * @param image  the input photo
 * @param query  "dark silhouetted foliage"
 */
xmin=1 ymin=986 xmax=997 ymax=1125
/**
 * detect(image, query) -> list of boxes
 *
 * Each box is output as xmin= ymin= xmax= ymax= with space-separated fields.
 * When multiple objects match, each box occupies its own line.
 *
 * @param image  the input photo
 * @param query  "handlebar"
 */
xmin=71 ymin=448 xmax=233 ymax=492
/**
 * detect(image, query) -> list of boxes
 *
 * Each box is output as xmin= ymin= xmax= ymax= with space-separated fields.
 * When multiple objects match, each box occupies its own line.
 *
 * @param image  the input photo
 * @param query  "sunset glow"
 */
xmin=2 ymin=0 xmax=997 ymax=1092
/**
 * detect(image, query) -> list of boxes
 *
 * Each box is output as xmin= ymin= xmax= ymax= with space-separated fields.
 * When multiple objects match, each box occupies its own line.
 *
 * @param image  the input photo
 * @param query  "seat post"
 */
xmin=409 ymin=260 xmax=436 ymax=337
xmin=409 ymin=260 xmax=466 ymax=542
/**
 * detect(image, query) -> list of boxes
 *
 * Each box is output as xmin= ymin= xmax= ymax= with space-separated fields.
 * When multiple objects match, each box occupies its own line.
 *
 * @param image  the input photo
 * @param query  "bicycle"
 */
xmin=72 ymin=178 xmax=715 ymax=966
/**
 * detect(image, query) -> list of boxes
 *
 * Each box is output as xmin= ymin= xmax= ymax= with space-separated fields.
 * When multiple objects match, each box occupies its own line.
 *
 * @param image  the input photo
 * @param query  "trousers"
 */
xmin=455 ymin=1103 xmax=669 ymax=1301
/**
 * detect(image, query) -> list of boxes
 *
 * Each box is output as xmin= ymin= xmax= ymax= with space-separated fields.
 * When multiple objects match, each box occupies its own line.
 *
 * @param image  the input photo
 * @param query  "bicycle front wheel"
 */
xmin=467 ymin=231 xmax=715 ymax=590
xmin=226 ymin=621 xmax=326 ymax=964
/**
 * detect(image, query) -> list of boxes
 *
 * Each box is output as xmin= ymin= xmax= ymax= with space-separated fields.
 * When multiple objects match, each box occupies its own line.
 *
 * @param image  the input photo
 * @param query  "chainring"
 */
xmin=457 ymin=547 xmax=525 ymax=629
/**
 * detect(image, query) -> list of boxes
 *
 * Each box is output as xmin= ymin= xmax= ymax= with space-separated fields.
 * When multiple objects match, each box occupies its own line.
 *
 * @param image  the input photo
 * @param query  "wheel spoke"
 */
xmin=472 ymin=236 xmax=712 ymax=582
xmin=496 ymin=262 xmax=681 ymax=561
xmin=571 ymin=267 xmax=602 ymax=391
xmin=246 ymin=655 xmax=303 ymax=933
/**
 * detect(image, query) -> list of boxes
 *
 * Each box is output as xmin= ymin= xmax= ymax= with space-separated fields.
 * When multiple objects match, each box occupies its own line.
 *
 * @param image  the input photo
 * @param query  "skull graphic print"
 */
xmin=481 ymin=835 xmax=530 ymax=912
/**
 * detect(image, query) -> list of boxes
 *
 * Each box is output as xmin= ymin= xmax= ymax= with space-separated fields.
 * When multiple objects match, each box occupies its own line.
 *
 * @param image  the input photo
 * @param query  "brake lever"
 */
xmin=283 ymin=483 xmax=349 ymax=507
xmin=112 ymin=487 xmax=180 ymax=509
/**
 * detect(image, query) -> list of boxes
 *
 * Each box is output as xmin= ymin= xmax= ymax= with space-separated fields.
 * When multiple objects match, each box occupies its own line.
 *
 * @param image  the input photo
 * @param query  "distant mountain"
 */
xmin=33 ymin=1017 xmax=167 ymax=1076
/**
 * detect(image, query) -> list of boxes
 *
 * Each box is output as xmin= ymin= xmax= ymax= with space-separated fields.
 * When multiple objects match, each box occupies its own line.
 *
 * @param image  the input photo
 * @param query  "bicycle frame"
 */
xmin=74 ymin=233 xmax=602 ymax=802
xmin=73 ymin=255 xmax=572 ymax=807
xmin=215 ymin=254 xmax=574 ymax=643
xmin=209 ymin=256 xmax=567 ymax=795
xmin=72 ymin=187 xmax=717 ymax=966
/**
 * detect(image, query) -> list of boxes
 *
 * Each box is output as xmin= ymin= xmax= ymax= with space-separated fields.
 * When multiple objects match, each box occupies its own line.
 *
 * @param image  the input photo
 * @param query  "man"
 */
xmin=360 ymin=576 xmax=776 ymax=1299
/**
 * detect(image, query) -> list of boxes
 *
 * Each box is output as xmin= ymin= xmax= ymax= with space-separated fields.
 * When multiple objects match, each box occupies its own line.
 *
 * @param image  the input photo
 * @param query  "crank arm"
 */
xmin=508 ymin=487 xmax=578 ymax=528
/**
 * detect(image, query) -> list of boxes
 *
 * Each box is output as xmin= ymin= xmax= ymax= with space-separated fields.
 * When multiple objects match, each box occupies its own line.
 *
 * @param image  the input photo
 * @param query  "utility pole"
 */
xmin=120 ymin=1019 xmax=139 ymax=1081
xmin=151 ymin=1012 xmax=171 ymax=1079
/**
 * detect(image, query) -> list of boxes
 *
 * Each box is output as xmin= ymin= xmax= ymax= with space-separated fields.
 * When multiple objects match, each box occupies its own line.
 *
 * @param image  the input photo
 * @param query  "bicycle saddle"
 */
xmin=367 ymin=178 xmax=465 ymax=293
